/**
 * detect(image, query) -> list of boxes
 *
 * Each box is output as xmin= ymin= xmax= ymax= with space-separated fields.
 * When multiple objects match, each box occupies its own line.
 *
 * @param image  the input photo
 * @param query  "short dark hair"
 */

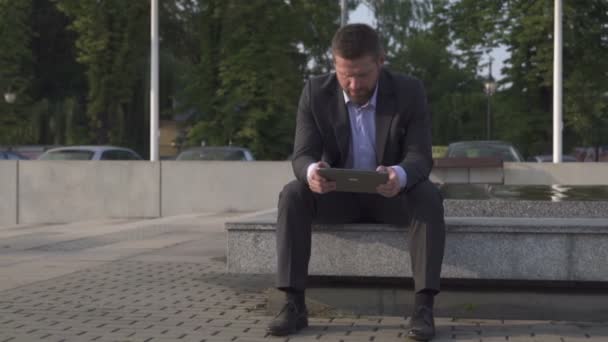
xmin=331 ymin=23 xmax=383 ymax=59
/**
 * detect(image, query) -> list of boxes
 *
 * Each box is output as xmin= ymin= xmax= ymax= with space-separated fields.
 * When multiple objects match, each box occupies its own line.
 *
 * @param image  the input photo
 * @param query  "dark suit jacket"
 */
xmin=291 ymin=68 xmax=433 ymax=192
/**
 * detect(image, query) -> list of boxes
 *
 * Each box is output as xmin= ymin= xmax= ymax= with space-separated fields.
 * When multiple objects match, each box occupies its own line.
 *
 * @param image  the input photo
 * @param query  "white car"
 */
xmin=38 ymin=146 xmax=143 ymax=160
xmin=176 ymin=146 xmax=255 ymax=161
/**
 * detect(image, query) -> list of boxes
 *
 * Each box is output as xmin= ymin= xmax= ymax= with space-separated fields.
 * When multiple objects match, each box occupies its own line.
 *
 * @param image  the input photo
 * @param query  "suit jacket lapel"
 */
xmin=375 ymin=70 xmax=396 ymax=165
xmin=329 ymin=86 xmax=351 ymax=164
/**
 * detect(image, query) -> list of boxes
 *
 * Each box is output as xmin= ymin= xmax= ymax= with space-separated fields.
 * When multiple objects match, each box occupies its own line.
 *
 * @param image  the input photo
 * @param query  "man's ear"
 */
xmin=377 ymin=53 xmax=385 ymax=66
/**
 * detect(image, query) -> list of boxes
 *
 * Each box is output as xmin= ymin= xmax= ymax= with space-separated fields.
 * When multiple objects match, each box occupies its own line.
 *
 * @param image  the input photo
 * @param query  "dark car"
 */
xmin=176 ymin=146 xmax=255 ymax=161
xmin=573 ymin=146 xmax=608 ymax=162
xmin=446 ymin=140 xmax=524 ymax=162
xmin=0 ymin=150 xmax=29 ymax=160
xmin=4 ymin=145 xmax=59 ymax=159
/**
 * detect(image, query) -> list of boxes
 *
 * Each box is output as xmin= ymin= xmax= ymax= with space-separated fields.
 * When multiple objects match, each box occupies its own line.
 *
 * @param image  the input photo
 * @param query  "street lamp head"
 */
xmin=4 ymin=90 xmax=17 ymax=104
xmin=484 ymin=77 xmax=497 ymax=96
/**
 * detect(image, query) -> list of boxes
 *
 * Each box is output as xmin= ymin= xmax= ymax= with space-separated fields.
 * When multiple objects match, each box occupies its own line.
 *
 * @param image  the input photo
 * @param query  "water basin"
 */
xmin=440 ymin=184 xmax=608 ymax=201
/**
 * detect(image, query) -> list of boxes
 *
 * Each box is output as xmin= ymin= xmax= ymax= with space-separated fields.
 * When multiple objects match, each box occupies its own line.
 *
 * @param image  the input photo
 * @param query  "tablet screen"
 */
xmin=317 ymin=168 xmax=388 ymax=194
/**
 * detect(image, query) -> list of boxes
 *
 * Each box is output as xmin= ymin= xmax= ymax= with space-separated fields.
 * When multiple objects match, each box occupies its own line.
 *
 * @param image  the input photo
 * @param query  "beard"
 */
xmin=345 ymin=87 xmax=374 ymax=106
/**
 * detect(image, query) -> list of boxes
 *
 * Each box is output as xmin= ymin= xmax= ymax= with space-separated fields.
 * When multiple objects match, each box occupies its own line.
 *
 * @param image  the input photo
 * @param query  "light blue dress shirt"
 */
xmin=344 ymin=87 xmax=378 ymax=171
xmin=342 ymin=86 xmax=407 ymax=189
xmin=306 ymin=85 xmax=408 ymax=190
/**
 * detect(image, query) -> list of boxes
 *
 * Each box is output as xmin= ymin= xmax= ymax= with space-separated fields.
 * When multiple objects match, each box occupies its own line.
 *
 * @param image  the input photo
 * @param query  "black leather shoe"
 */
xmin=407 ymin=305 xmax=435 ymax=341
xmin=267 ymin=301 xmax=308 ymax=336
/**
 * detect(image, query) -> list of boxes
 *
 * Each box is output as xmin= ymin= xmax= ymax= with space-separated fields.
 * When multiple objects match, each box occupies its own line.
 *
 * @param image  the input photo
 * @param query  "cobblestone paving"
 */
xmin=0 ymin=258 xmax=606 ymax=342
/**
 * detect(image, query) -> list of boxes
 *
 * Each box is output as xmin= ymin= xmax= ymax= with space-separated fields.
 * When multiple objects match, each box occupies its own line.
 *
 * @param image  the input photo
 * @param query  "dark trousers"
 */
xmin=276 ymin=179 xmax=446 ymax=293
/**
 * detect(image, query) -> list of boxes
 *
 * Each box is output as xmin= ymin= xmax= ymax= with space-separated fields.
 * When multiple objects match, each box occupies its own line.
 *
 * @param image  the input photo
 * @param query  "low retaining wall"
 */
xmin=18 ymin=161 xmax=160 ymax=224
xmin=1 ymin=161 xmax=608 ymax=225
xmin=0 ymin=161 xmax=17 ymax=226
xmin=160 ymin=161 xmax=293 ymax=215
xmin=505 ymin=163 xmax=608 ymax=185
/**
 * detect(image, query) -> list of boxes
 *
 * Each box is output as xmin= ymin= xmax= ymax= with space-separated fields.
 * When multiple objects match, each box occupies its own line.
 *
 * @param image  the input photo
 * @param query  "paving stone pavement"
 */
xmin=0 ymin=214 xmax=606 ymax=342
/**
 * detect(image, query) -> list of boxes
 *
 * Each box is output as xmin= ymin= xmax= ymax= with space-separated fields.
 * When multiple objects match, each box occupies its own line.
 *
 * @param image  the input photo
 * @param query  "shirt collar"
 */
xmin=343 ymin=83 xmax=379 ymax=110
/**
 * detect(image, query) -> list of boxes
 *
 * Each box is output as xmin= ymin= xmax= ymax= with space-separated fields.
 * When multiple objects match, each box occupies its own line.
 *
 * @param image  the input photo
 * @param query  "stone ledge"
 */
xmin=431 ymin=168 xmax=503 ymax=184
xmin=226 ymin=211 xmax=608 ymax=282
xmin=434 ymin=157 xmax=503 ymax=168
xmin=228 ymin=215 xmax=608 ymax=234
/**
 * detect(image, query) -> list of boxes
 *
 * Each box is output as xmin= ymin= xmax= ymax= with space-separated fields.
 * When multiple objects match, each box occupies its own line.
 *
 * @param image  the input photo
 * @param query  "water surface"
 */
xmin=439 ymin=184 xmax=608 ymax=202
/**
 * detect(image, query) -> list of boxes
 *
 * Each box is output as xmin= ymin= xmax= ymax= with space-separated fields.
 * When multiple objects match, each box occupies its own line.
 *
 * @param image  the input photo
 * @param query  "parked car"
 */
xmin=573 ymin=146 xmax=608 ymax=162
xmin=176 ymin=146 xmax=255 ymax=161
xmin=446 ymin=140 xmax=524 ymax=162
xmin=0 ymin=145 xmax=58 ymax=159
xmin=37 ymin=146 xmax=143 ymax=160
xmin=0 ymin=150 xmax=29 ymax=160
xmin=527 ymin=154 xmax=577 ymax=162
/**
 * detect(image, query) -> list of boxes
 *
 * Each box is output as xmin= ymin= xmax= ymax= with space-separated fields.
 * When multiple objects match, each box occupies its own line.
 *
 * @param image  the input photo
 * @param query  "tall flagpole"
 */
xmin=150 ymin=0 xmax=159 ymax=161
xmin=553 ymin=0 xmax=563 ymax=163
xmin=340 ymin=0 xmax=347 ymax=27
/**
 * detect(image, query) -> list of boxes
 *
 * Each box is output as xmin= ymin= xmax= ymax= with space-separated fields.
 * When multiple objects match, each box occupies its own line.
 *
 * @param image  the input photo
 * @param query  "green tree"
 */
xmin=446 ymin=0 xmax=608 ymax=156
xmin=373 ymin=0 xmax=487 ymax=145
xmin=0 ymin=0 xmax=89 ymax=146
xmin=30 ymin=0 xmax=87 ymax=146
xmin=57 ymin=0 xmax=150 ymax=153
xmin=0 ymin=0 xmax=36 ymax=145
xmin=183 ymin=0 xmax=339 ymax=159
xmin=561 ymin=1 xmax=608 ymax=156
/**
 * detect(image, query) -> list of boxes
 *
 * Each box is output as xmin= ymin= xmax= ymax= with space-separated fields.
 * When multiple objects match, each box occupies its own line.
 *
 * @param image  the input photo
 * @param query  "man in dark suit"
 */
xmin=267 ymin=23 xmax=445 ymax=341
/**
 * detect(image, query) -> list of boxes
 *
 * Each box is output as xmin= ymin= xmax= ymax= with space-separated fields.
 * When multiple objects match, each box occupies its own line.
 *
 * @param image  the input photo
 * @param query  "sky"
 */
xmin=349 ymin=3 xmax=507 ymax=80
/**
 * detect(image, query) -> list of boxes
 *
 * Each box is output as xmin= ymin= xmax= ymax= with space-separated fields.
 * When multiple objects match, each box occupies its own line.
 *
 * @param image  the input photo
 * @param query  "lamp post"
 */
xmin=3 ymin=87 xmax=17 ymax=138
xmin=553 ymin=0 xmax=563 ymax=163
xmin=340 ymin=0 xmax=347 ymax=27
xmin=4 ymin=90 xmax=16 ymax=104
xmin=483 ymin=58 xmax=497 ymax=140
xmin=4 ymin=84 xmax=16 ymax=104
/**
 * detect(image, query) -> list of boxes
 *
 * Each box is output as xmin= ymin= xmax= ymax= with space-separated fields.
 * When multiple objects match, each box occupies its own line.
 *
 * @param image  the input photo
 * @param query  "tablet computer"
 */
xmin=317 ymin=168 xmax=388 ymax=194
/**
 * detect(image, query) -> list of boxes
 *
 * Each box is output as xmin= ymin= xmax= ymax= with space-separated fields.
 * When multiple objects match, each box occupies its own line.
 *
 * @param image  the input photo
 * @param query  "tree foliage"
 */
xmin=446 ymin=0 xmax=608 ymax=156
xmin=2 ymin=0 xmax=606 ymax=160
xmin=0 ymin=0 xmax=87 ymax=146
xmin=183 ymin=0 xmax=339 ymax=159
xmin=373 ymin=0 xmax=487 ymax=145
xmin=57 ymin=0 xmax=150 ymax=151
xmin=0 ymin=0 xmax=35 ymax=144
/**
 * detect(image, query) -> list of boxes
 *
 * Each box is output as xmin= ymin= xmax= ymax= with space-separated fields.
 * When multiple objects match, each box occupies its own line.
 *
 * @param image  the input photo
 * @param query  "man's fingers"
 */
xmin=309 ymin=161 xmax=334 ymax=194
xmin=320 ymin=180 xmax=336 ymax=193
xmin=318 ymin=161 xmax=330 ymax=169
xmin=312 ymin=174 xmax=328 ymax=182
xmin=377 ymin=181 xmax=399 ymax=198
xmin=310 ymin=178 xmax=336 ymax=194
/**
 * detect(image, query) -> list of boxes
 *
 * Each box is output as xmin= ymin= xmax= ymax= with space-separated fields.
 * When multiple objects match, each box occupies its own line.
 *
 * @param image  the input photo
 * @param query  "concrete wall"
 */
xmin=0 ymin=161 xmax=17 ymax=226
xmin=18 ymin=161 xmax=160 ymax=224
xmin=430 ymin=167 xmax=503 ymax=184
xmin=2 ymin=160 xmax=608 ymax=225
xmin=431 ymin=162 xmax=608 ymax=185
xmin=504 ymin=163 xmax=608 ymax=185
xmin=161 ymin=161 xmax=294 ymax=215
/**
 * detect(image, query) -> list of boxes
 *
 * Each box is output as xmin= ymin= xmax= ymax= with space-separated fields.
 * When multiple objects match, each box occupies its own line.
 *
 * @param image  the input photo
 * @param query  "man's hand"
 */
xmin=376 ymin=165 xmax=400 ymax=198
xmin=308 ymin=161 xmax=336 ymax=194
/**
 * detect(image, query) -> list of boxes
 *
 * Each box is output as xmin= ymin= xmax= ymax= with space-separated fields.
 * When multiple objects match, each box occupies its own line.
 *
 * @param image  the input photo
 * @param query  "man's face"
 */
xmin=334 ymin=54 xmax=384 ymax=106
